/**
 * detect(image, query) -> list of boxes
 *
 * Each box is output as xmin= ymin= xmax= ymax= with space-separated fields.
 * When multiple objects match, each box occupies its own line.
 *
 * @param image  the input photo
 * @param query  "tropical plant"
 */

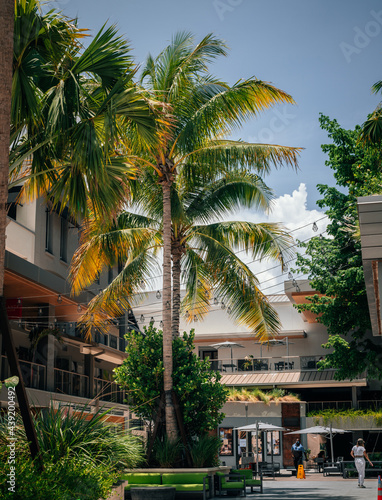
xmin=226 ymin=387 xmax=300 ymax=403
xmin=0 ymin=403 xmax=145 ymax=469
xmin=188 ymin=434 xmax=222 ymax=467
xmin=0 ymin=453 xmax=118 ymax=500
xmin=152 ymin=435 xmax=183 ymax=467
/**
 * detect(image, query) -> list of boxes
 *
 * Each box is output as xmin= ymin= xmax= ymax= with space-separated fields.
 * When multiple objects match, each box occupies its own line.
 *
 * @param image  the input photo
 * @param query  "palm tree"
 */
xmin=360 ymin=80 xmax=382 ymax=144
xmin=10 ymin=1 xmax=158 ymax=217
xmin=137 ymin=32 xmax=300 ymax=438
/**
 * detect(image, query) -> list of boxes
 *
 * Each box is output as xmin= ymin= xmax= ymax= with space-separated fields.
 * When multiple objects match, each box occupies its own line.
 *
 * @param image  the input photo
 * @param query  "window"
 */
xmin=267 ymin=431 xmax=280 ymax=455
xmin=45 ymin=210 xmax=53 ymax=253
xmin=219 ymin=427 xmax=234 ymax=456
xmin=7 ymin=203 xmax=17 ymax=221
xmin=60 ymin=217 xmax=68 ymax=262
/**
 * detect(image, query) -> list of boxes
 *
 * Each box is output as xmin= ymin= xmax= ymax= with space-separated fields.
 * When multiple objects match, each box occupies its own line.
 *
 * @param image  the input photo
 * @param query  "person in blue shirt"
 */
xmin=291 ymin=439 xmax=306 ymax=471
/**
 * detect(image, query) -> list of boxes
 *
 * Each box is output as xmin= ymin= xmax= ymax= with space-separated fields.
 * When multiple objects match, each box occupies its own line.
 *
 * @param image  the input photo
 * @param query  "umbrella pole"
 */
xmin=256 ymin=421 xmax=259 ymax=476
xmin=330 ymin=423 xmax=334 ymax=464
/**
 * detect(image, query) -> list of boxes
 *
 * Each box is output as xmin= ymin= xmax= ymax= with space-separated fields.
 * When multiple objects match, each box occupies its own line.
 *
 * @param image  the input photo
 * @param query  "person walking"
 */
xmin=291 ymin=439 xmax=306 ymax=472
xmin=350 ymin=438 xmax=373 ymax=488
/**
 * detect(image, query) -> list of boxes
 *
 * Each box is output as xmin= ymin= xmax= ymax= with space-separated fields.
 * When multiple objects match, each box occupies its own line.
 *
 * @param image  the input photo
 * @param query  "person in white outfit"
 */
xmin=350 ymin=438 xmax=373 ymax=487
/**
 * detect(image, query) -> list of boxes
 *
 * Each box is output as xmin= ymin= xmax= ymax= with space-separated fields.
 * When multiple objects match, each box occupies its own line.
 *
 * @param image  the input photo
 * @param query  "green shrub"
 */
xmin=0 ymin=404 xmax=144 ymax=470
xmin=0 ymin=454 xmax=117 ymax=500
xmin=189 ymin=434 xmax=222 ymax=467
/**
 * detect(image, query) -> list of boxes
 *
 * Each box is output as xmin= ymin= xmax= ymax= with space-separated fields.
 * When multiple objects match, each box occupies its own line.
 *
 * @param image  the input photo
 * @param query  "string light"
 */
xmin=214 ymin=297 xmax=219 ymax=305
xmin=159 ymin=320 xmax=163 ymax=328
xmin=288 ymin=272 xmax=293 ymax=280
xmin=156 ymin=290 xmax=161 ymax=299
xmin=77 ymin=304 xmax=82 ymax=313
xmin=221 ymin=301 xmax=226 ymax=310
xmin=57 ymin=295 xmax=62 ymax=303
xmin=312 ymin=221 xmax=318 ymax=232
xmin=150 ymin=317 xmax=155 ymax=324
xmin=140 ymin=314 xmax=145 ymax=323
xmin=193 ymin=315 xmax=198 ymax=322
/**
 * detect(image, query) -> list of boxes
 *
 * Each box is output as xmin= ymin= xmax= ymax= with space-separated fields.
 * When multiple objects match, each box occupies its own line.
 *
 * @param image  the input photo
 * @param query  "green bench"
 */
xmin=231 ymin=469 xmax=263 ymax=493
xmin=162 ymin=473 xmax=211 ymax=500
xmin=120 ymin=472 xmax=211 ymax=500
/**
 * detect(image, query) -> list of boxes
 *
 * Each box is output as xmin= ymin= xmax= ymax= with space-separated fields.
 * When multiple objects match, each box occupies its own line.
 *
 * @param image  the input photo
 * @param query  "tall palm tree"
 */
xmin=137 ymin=32 xmax=300 ymax=438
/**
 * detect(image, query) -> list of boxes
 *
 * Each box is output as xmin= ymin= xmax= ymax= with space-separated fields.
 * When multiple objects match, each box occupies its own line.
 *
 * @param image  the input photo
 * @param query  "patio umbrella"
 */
xmin=286 ymin=425 xmax=349 ymax=464
xmin=209 ymin=341 xmax=244 ymax=369
xmin=235 ymin=422 xmax=286 ymax=474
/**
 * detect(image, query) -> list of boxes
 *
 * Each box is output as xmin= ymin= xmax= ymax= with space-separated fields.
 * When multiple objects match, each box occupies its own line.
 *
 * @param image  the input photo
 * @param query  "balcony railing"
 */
xmin=54 ymin=368 xmax=89 ymax=398
xmin=306 ymin=401 xmax=353 ymax=413
xmin=1 ymin=355 xmax=46 ymax=390
xmin=203 ymin=355 xmax=363 ymax=374
xmin=94 ymin=378 xmax=125 ymax=404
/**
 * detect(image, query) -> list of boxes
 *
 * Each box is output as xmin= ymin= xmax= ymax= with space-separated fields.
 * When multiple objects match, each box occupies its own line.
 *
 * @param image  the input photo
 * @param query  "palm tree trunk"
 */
xmin=0 ymin=0 xmax=13 ymax=293
xmin=172 ymin=250 xmax=181 ymax=338
xmin=161 ymin=179 xmax=177 ymax=439
xmin=0 ymin=0 xmax=41 ymax=464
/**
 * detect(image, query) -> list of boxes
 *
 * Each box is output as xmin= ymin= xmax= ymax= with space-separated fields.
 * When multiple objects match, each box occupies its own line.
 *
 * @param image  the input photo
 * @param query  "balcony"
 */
xmin=94 ymin=378 xmax=125 ymax=404
xmin=54 ymin=368 xmax=89 ymax=398
xmin=1 ymin=355 xmax=46 ymax=390
xmin=205 ymin=355 xmax=326 ymax=373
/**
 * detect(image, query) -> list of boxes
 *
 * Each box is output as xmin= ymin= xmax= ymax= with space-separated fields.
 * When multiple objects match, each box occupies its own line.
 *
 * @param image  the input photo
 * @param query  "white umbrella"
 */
xmin=209 ymin=341 xmax=244 ymax=370
xmin=234 ymin=421 xmax=286 ymax=474
xmin=286 ymin=425 xmax=349 ymax=464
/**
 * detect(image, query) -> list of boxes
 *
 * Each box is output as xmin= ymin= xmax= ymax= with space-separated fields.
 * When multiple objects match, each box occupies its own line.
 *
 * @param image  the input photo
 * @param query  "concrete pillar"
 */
xmin=351 ymin=386 xmax=358 ymax=409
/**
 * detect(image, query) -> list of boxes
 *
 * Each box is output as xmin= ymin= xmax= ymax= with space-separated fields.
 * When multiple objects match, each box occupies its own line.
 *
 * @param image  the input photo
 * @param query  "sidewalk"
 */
xmin=210 ymin=476 xmax=378 ymax=499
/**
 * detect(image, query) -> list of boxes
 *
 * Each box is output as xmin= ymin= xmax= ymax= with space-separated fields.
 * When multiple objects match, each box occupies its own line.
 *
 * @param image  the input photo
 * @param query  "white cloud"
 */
xmin=237 ymin=183 xmax=328 ymax=294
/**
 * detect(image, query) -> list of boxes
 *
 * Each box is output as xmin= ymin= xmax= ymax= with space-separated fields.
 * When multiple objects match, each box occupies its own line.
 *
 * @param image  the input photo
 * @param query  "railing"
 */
xmin=204 ymin=355 xmax=367 ymax=376
xmin=306 ymin=401 xmax=353 ymax=413
xmin=54 ymin=368 xmax=89 ymax=398
xmin=94 ymin=378 xmax=125 ymax=404
xmin=1 ymin=355 xmax=46 ymax=390
xmin=358 ymin=400 xmax=382 ymax=410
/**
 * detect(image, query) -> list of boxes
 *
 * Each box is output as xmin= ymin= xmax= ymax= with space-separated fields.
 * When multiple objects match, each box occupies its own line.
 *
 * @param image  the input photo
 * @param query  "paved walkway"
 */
xmin=211 ymin=476 xmax=379 ymax=499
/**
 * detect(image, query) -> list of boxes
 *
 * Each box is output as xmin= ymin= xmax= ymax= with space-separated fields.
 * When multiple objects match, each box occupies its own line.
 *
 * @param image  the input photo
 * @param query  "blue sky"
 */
xmin=52 ymin=0 xmax=381 ymax=212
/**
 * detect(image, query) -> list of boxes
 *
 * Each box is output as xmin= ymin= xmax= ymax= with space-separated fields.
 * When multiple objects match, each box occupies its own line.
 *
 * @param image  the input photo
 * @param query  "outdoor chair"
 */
xmin=215 ymin=471 xmax=246 ymax=497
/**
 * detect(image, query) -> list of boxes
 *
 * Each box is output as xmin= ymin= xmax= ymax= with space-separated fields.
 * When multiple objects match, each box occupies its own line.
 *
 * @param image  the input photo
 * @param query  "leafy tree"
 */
xmin=113 ymin=325 xmax=228 ymax=439
xmin=294 ymin=114 xmax=382 ymax=380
